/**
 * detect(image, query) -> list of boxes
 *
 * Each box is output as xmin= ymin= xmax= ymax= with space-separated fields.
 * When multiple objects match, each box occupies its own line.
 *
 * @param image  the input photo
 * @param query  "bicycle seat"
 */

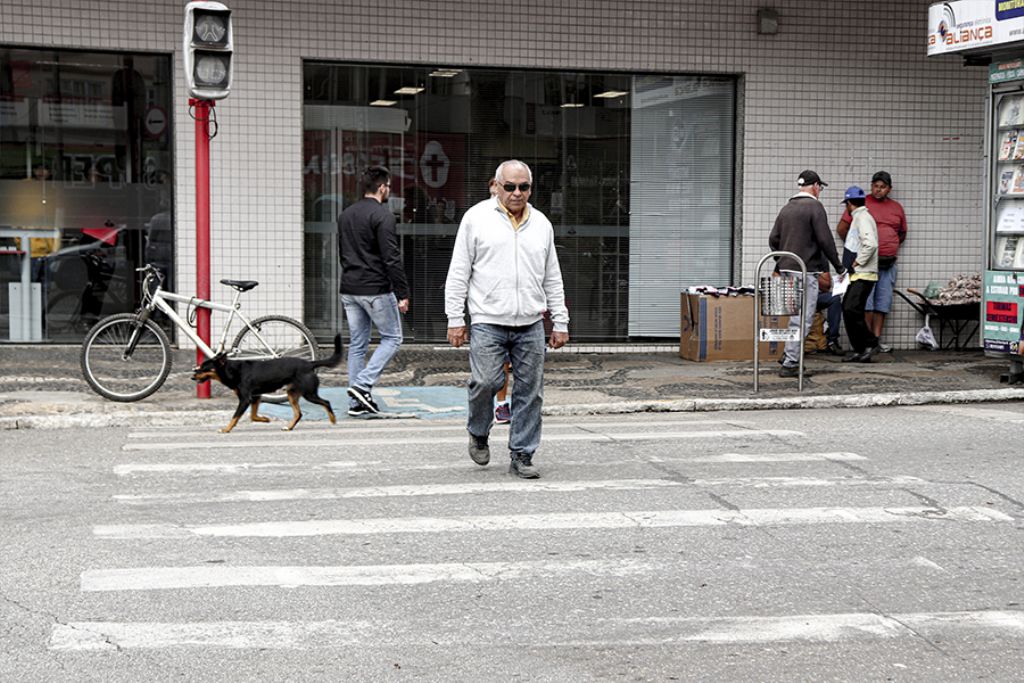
xmin=220 ymin=279 xmax=259 ymax=292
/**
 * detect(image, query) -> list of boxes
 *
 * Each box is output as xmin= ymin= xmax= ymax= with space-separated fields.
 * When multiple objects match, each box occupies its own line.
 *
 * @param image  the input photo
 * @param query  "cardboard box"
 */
xmin=679 ymin=292 xmax=788 ymax=362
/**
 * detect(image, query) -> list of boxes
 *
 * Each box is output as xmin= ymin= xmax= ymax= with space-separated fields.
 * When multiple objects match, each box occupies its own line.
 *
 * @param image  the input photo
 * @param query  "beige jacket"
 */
xmin=849 ymin=206 xmax=878 ymax=278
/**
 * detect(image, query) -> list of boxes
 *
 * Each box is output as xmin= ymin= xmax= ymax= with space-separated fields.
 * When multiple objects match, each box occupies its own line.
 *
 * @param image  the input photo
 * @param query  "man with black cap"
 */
xmin=768 ymin=170 xmax=846 ymax=378
xmin=836 ymin=171 xmax=907 ymax=351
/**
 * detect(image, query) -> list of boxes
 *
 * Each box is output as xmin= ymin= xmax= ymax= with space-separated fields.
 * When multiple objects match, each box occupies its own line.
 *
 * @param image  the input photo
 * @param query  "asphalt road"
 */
xmin=2 ymin=404 xmax=1024 ymax=681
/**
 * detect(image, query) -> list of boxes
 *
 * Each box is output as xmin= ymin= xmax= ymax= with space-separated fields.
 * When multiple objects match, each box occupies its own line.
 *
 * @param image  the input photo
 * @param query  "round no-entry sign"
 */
xmin=145 ymin=106 xmax=168 ymax=138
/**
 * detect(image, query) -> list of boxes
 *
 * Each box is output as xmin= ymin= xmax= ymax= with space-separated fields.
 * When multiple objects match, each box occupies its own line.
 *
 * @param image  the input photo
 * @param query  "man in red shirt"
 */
xmin=836 ymin=171 xmax=907 ymax=351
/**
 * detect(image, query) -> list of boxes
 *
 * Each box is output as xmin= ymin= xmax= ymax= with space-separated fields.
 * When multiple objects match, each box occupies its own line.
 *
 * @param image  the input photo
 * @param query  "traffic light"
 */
xmin=183 ymin=1 xmax=233 ymax=100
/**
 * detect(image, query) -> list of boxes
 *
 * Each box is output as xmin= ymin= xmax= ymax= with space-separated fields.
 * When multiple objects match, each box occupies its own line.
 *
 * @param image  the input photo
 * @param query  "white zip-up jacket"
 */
xmin=445 ymin=197 xmax=569 ymax=332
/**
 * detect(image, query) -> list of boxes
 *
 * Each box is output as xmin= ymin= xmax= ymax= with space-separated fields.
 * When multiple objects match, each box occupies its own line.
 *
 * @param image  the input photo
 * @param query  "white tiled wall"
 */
xmin=1 ymin=0 xmax=988 ymax=348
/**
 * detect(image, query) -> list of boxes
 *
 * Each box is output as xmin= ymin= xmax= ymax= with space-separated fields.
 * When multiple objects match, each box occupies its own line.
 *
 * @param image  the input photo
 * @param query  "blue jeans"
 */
xmin=865 ymin=263 xmax=897 ymax=313
xmin=467 ymin=322 xmax=546 ymax=457
xmin=341 ymin=293 xmax=403 ymax=399
xmin=781 ymin=272 xmax=819 ymax=368
xmin=816 ymin=291 xmax=843 ymax=344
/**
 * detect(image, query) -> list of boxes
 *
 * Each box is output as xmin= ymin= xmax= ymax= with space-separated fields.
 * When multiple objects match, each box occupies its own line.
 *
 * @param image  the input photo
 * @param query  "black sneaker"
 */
xmin=468 ymin=433 xmax=490 ymax=466
xmin=347 ymin=404 xmax=373 ymax=417
xmin=509 ymin=452 xmax=540 ymax=479
xmin=347 ymin=386 xmax=380 ymax=413
xmin=826 ymin=341 xmax=844 ymax=356
xmin=859 ymin=345 xmax=880 ymax=363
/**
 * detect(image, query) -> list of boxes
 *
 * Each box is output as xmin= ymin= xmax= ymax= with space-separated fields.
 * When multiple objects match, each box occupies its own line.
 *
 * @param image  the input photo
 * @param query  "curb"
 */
xmin=3 ymin=388 xmax=1023 ymax=430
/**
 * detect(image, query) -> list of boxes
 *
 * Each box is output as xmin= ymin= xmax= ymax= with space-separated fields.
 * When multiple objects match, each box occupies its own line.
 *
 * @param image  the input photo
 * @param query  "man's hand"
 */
xmin=398 ymin=298 xmax=410 ymax=314
xmin=447 ymin=326 xmax=468 ymax=348
xmin=549 ymin=331 xmax=569 ymax=349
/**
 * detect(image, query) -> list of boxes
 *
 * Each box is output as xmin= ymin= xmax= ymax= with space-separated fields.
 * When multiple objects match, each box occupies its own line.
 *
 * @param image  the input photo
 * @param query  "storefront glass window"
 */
xmin=302 ymin=63 xmax=734 ymax=342
xmin=0 ymin=47 xmax=174 ymax=342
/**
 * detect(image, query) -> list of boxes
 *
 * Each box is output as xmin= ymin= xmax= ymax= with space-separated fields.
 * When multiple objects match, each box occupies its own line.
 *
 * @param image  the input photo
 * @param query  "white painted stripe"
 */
xmin=50 ymin=621 xmax=368 ymax=650
xmin=112 ymin=479 xmax=684 ymax=504
xmin=690 ymin=475 xmax=924 ymax=488
xmin=112 ymin=462 xmax=369 ymax=476
xmin=93 ymin=506 xmax=1012 ymax=539
xmin=125 ymin=418 xmax=752 ymax=439
xmin=49 ymin=610 xmax=1024 ymax=650
xmin=912 ymin=556 xmax=949 ymax=573
xmin=121 ymin=429 xmax=803 ymax=452
xmin=905 ymin=405 xmax=1024 ymax=423
xmin=113 ymin=474 xmax=921 ymax=505
xmin=111 ymin=452 xmax=865 ymax=477
xmin=683 ymin=452 xmax=865 ymax=463
xmin=81 ymin=558 xmax=659 ymax=591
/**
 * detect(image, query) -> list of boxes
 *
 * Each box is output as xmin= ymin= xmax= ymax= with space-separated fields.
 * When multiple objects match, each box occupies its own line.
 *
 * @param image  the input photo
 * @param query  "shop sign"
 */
xmin=991 ymin=56 xmax=1024 ymax=81
xmin=0 ymin=100 xmax=29 ymax=127
xmin=38 ymin=102 xmax=126 ymax=129
xmin=927 ymin=1 xmax=1024 ymax=56
xmin=982 ymin=269 xmax=1024 ymax=354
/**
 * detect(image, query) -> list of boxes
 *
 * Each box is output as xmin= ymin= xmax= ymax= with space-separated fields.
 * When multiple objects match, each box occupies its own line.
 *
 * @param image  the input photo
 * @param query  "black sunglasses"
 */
xmin=501 ymin=182 xmax=531 ymax=192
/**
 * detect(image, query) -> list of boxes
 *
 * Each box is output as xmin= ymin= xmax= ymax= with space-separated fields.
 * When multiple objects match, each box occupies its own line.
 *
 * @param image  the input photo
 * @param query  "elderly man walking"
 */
xmin=444 ymin=160 xmax=569 ymax=479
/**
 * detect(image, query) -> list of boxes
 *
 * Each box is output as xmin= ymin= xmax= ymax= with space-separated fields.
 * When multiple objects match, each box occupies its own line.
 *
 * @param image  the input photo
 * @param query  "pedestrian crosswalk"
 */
xmin=47 ymin=414 xmax=1024 ymax=672
xmin=50 ymin=610 xmax=1024 ymax=651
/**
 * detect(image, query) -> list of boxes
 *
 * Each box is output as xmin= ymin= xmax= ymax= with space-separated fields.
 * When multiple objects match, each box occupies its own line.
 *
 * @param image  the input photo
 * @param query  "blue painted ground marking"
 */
xmin=257 ymin=386 xmax=467 ymax=422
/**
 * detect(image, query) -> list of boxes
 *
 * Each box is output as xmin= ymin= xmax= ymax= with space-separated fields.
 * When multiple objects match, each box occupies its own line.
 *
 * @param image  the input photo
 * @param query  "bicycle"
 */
xmin=80 ymin=264 xmax=318 ymax=402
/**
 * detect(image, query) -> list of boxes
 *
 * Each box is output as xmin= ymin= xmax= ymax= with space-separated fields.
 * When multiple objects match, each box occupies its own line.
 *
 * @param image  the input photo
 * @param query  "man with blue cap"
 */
xmin=839 ymin=185 xmax=880 ymax=362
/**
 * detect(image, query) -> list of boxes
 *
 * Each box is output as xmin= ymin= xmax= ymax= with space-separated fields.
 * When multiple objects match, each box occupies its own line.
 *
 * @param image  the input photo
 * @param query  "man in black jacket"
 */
xmin=768 ymin=169 xmax=846 ymax=378
xmin=338 ymin=166 xmax=410 ymax=415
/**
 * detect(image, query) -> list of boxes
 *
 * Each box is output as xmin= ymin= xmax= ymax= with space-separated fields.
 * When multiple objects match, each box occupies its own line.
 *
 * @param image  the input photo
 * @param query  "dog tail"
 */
xmin=312 ymin=333 xmax=344 ymax=370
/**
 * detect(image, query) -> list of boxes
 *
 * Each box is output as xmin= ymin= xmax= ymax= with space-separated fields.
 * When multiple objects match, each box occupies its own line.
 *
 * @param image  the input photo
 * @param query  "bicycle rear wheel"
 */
xmin=80 ymin=313 xmax=173 ymax=402
xmin=230 ymin=315 xmax=319 ymax=403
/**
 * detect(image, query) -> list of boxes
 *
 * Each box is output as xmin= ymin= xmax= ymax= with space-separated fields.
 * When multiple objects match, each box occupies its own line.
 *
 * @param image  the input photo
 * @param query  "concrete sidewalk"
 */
xmin=1 ymin=344 xmax=1022 ymax=429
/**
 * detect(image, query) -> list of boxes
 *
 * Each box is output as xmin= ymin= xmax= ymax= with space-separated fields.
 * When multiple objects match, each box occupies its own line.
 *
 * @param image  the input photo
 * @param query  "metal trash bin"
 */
xmin=759 ymin=274 xmax=802 ymax=316
xmin=753 ymin=252 xmax=807 ymax=392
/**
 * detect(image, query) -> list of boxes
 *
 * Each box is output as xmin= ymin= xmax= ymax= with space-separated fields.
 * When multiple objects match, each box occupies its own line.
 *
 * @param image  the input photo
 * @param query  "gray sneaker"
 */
xmin=468 ymin=433 xmax=490 ymax=466
xmin=877 ymin=342 xmax=893 ymax=353
xmin=509 ymin=452 xmax=540 ymax=479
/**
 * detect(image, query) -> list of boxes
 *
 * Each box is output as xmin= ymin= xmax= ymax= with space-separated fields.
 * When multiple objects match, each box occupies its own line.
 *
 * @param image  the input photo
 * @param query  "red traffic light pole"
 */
xmin=191 ymin=97 xmax=214 ymax=399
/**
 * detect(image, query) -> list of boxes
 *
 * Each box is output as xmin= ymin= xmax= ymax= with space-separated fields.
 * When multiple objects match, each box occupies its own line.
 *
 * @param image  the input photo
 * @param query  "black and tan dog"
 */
xmin=192 ymin=334 xmax=343 ymax=433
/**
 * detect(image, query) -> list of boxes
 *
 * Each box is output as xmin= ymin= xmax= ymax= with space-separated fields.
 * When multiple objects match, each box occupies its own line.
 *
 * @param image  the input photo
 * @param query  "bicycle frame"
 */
xmin=149 ymin=289 xmax=244 ymax=359
xmin=141 ymin=278 xmax=281 ymax=361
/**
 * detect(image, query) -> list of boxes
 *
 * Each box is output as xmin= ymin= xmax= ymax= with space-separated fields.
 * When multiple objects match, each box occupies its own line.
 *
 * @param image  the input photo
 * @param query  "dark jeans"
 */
xmin=467 ymin=321 xmax=546 ymax=456
xmin=842 ymin=279 xmax=879 ymax=353
xmin=816 ymin=291 xmax=842 ymax=344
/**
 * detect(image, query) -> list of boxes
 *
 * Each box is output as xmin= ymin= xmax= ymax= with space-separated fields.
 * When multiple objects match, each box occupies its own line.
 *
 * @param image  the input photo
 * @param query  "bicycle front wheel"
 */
xmin=80 ymin=313 xmax=173 ymax=402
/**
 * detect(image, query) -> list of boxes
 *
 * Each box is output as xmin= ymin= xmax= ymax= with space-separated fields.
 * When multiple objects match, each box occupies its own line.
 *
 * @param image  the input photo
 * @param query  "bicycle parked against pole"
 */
xmin=80 ymin=264 xmax=318 ymax=402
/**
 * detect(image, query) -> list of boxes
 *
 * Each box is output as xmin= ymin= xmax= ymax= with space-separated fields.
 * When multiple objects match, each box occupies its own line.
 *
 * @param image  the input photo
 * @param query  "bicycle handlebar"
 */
xmin=137 ymin=264 xmax=165 ymax=305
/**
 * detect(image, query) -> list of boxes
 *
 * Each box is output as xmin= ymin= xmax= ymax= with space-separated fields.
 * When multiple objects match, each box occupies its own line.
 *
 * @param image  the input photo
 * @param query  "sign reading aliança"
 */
xmin=928 ymin=1 xmax=1024 ymax=56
